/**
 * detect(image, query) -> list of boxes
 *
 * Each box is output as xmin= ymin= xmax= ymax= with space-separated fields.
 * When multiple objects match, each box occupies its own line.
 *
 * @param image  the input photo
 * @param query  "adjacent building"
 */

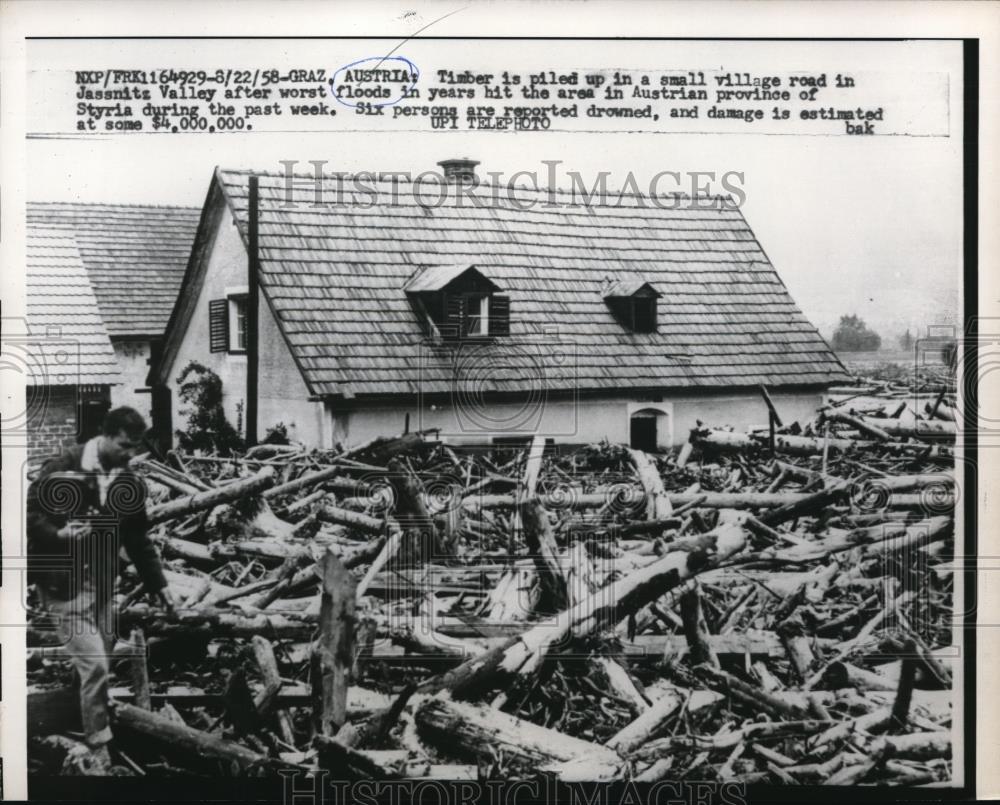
xmin=26 ymin=202 xmax=202 ymax=426
xmin=24 ymin=234 xmax=122 ymax=463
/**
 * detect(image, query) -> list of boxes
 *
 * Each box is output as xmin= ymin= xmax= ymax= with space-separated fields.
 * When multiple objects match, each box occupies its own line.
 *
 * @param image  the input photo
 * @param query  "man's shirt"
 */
xmin=80 ymin=437 xmax=121 ymax=508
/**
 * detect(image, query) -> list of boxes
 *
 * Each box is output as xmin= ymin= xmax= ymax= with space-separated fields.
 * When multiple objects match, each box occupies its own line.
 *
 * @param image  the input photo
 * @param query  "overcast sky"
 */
xmin=26 ymin=37 xmax=963 ymax=344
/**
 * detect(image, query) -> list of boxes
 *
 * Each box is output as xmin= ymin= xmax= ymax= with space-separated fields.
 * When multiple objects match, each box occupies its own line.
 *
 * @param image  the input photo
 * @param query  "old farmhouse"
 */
xmin=152 ymin=162 xmax=848 ymax=450
xmin=26 ymin=202 xmax=202 ymax=426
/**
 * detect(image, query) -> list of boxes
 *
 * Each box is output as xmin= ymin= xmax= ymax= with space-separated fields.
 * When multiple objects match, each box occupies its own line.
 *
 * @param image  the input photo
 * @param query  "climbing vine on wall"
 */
xmin=174 ymin=361 xmax=244 ymax=455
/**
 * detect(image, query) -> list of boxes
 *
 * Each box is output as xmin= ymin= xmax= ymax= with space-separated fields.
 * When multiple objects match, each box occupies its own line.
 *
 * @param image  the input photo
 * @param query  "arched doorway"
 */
xmin=627 ymin=403 xmax=673 ymax=452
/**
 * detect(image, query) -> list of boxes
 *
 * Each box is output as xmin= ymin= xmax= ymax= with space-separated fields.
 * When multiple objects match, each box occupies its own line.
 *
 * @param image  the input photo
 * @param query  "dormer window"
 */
xmin=604 ymin=279 xmax=660 ymax=334
xmin=405 ymin=264 xmax=510 ymax=341
xmin=466 ymin=294 xmax=490 ymax=336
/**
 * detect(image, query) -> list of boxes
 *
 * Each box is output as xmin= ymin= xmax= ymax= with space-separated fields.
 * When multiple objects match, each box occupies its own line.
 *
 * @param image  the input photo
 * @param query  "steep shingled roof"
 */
xmin=25 ymin=235 xmax=122 ymax=386
xmin=26 ymin=202 xmax=202 ymax=338
xmin=163 ymin=167 xmax=849 ymax=397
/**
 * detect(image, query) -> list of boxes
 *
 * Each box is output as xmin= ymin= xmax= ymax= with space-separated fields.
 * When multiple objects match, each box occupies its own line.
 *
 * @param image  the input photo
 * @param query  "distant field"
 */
xmin=836 ymin=350 xmax=915 ymax=372
xmin=836 ymin=349 xmax=950 ymax=377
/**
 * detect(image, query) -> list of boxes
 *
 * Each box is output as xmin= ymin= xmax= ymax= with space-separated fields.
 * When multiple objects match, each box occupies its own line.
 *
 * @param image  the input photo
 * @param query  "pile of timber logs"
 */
xmin=26 ymin=393 xmax=958 ymax=785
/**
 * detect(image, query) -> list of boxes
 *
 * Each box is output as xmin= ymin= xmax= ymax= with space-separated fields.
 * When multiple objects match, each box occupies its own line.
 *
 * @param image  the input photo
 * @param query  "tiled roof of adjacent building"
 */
xmin=162 ymin=167 xmax=850 ymax=397
xmin=26 ymin=202 xmax=202 ymax=338
xmin=25 ymin=235 xmax=122 ymax=386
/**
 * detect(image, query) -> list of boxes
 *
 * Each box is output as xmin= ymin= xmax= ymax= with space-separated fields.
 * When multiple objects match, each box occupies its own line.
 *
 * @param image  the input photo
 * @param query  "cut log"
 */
xmin=312 ymin=548 xmax=356 ymax=736
xmin=118 ymin=604 xmax=319 ymax=640
xmin=250 ymin=551 xmax=314 ymax=609
xmin=134 ymin=460 xmax=204 ymax=496
xmin=344 ymin=432 xmax=426 ymax=465
xmin=774 ymin=461 xmax=824 ymax=485
xmin=890 ymin=646 xmax=919 ymax=730
xmin=869 ymin=731 xmax=951 ymax=760
xmin=679 ymin=586 xmax=719 ymax=668
xmin=824 ymin=409 xmax=892 ymax=441
xmin=823 ymin=661 xmax=898 ymax=692
xmin=316 ymin=504 xmax=384 ymax=535
xmin=519 ymin=499 xmax=567 ymax=613
xmin=281 ymin=489 xmax=326 ymax=517
xmin=203 ymin=500 xmax=297 ymax=545
xmin=505 ymin=435 xmax=551 ymax=614
xmin=620 ymin=515 xmax=684 ymax=536
xmin=628 ymin=448 xmax=673 ymax=519
xmin=743 ymin=516 xmax=952 ymax=566
xmin=860 ymin=417 xmax=955 ymax=442
xmin=387 ymin=458 xmax=448 ymax=561
xmin=250 ymin=636 xmax=296 ymax=745
xmin=205 ymin=576 xmax=282 ymax=608
xmin=466 ymin=490 xmax=855 ymax=512
xmin=314 ymin=734 xmax=403 ymax=779
xmin=147 ymin=466 xmax=276 ymax=525
xmin=160 ymin=536 xmax=216 ymax=567
xmin=926 ymin=401 xmax=958 ymax=422
xmin=592 ymin=656 xmax=650 ymax=714
xmin=606 ymin=686 xmax=722 ymax=753
xmin=880 ymin=630 xmax=953 ymax=688
xmin=772 ymin=433 xmax=954 ymax=459
xmin=759 ymin=384 xmax=784 ymax=427
xmin=691 ymin=428 xmax=755 ymax=452
xmin=263 ymin=465 xmax=360 ymax=501
xmin=675 ymin=440 xmax=695 ymax=469
xmin=389 ymin=623 xmax=490 ymax=659
xmin=758 ymin=479 xmax=850 ymax=527
xmin=117 ymin=685 xmax=390 ymax=712
xmin=483 ymin=565 xmax=537 ymax=623
xmin=420 ymin=516 xmax=750 ymax=699
xmin=808 ymin=707 xmax=892 ymax=751
xmin=110 ymin=700 xmax=278 ymax=772
xmin=129 ymin=629 xmax=151 ymax=710
xmin=780 ymin=629 xmax=816 ymax=684
xmin=414 ymin=694 xmax=622 ymax=781
xmin=695 ymin=666 xmax=810 ymax=720
xmin=563 ymin=541 xmax=600 ymax=613
xmin=356 ymin=524 xmax=404 ymax=599
xmin=520 ymin=435 xmax=547 ymax=500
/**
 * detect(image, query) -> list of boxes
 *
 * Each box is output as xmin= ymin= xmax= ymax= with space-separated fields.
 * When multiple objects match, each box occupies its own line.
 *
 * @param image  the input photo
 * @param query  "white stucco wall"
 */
xmin=110 ymin=339 xmax=153 ymax=420
xmin=673 ymin=390 xmax=824 ymax=442
xmin=257 ymin=286 xmax=326 ymax=445
xmin=167 ymin=210 xmax=322 ymax=445
xmin=325 ymin=388 xmax=825 ymax=449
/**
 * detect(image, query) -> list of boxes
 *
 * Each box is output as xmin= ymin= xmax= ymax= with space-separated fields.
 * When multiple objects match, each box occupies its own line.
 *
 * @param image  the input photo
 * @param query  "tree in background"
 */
xmin=831 ymin=314 xmax=882 ymax=352
xmin=899 ymin=329 xmax=915 ymax=351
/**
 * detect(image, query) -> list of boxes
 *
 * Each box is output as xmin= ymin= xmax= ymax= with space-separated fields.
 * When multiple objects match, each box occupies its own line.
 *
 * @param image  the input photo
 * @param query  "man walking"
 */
xmin=27 ymin=406 xmax=175 ymax=767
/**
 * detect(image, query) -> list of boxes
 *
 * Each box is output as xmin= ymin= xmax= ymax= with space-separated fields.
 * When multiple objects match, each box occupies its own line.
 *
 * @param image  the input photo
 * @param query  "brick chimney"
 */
xmin=437 ymin=157 xmax=480 ymax=184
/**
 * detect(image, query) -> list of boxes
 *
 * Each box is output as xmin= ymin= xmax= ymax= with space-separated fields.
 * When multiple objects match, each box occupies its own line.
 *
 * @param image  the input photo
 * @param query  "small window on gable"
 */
xmin=404 ymin=264 xmax=509 ymax=341
xmin=230 ymin=294 xmax=248 ymax=352
xmin=209 ymin=294 xmax=248 ymax=354
xmin=604 ymin=279 xmax=660 ymax=334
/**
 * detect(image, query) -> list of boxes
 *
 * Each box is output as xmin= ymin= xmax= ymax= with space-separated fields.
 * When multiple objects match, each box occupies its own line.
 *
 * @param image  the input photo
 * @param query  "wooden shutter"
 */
xmin=443 ymin=293 xmax=466 ymax=339
xmin=490 ymin=295 xmax=511 ymax=336
xmin=209 ymin=298 xmax=229 ymax=352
